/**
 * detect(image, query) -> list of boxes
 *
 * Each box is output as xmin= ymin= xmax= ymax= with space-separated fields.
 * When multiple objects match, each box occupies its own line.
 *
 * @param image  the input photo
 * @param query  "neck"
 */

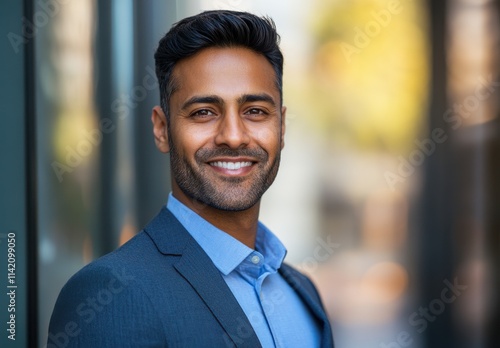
xmin=172 ymin=187 xmax=260 ymax=249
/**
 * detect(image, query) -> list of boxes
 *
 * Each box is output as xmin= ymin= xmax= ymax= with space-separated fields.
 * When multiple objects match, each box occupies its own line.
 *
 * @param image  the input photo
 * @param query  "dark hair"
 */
xmin=154 ymin=10 xmax=284 ymax=119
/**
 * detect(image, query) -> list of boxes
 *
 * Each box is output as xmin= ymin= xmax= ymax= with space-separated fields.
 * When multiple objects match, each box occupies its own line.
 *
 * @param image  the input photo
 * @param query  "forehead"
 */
xmin=170 ymin=47 xmax=279 ymax=102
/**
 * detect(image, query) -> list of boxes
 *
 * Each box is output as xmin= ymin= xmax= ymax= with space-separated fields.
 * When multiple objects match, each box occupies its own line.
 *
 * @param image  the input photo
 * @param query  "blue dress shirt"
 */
xmin=167 ymin=193 xmax=320 ymax=348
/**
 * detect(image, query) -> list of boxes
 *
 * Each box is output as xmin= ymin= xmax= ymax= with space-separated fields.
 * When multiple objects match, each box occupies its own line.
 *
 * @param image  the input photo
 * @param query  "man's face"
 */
xmin=153 ymin=47 xmax=286 ymax=212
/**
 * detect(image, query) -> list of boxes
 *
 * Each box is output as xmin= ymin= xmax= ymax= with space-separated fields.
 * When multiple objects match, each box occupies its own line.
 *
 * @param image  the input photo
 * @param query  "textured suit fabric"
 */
xmin=47 ymin=207 xmax=334 ymax=347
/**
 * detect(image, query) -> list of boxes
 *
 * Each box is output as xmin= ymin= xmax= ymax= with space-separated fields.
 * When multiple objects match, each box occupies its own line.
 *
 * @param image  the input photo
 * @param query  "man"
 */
xmin=48 ymin=10 xmax=333 ymax=347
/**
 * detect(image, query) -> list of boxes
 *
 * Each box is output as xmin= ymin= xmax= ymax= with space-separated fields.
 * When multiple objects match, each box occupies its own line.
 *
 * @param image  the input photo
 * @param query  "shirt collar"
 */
xmin=166 ymin=193 xmax=287 ymax=276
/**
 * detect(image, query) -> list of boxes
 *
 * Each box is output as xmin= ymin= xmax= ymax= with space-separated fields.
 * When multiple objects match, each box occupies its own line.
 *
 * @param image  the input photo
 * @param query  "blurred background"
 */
xmin=1 ymin=0 xmax=499 ymax=347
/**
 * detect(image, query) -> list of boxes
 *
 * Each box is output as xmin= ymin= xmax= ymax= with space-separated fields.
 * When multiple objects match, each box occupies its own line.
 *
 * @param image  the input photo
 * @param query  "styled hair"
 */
xmin=154 ymin=10 xmax=284 ymax=119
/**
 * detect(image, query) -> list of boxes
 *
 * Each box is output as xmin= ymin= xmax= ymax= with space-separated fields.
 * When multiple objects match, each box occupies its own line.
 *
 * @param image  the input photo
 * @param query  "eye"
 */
xmin=244 ymin=108 xmax=268 ymax=116
xmin=191 ymin=109 xmax=216 ymax=118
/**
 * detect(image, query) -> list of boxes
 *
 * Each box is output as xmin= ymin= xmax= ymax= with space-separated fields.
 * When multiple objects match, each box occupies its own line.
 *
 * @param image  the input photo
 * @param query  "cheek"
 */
xmin=172 ymin=124 xmax=212 ymax=154
xmin=251 ymin=125 xmax=282 ymax=152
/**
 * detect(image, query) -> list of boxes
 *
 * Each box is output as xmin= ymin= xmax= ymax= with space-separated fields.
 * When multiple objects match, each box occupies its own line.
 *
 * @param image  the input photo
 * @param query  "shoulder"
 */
xmin=61 ymin=232 xmax=149 ymax=294
xmin=52 ymin=229 xmax=171 ymax=310
xmin=65 ymin=231 xmax=159 ymax=288
xmin=47 ymin=231 xmax=166 ymax=346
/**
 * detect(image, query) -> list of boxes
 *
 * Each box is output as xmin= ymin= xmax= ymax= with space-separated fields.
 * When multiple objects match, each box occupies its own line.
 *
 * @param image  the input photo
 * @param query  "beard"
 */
xmin=169 ymin=144 xmax=281 ymax=212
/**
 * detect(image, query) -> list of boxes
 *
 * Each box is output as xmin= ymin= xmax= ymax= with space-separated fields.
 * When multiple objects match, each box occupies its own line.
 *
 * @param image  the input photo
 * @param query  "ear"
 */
xmin=151 ymin=106 xmax=170 ymax=153
xmin=280 ymin=106 xmax=287 ymax=150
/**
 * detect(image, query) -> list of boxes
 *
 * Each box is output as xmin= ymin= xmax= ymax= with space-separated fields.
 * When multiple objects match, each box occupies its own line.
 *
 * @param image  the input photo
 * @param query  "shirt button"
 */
xmin=251 ymin=255 xmax=260 ymax=264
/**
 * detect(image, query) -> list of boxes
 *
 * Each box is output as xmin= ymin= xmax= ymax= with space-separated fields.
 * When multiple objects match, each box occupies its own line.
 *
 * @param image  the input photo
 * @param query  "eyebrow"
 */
xmin=180 ymin=93 xmax=277 ymax=111
xmin=237 ymin=93 xmax=276 ymax=107
xmin=181 ymin=95 xmax=224 ymax=111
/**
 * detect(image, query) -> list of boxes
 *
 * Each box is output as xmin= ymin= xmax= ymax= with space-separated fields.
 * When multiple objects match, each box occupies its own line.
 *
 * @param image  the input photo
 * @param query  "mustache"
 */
xmin=195 ymin=148 xmax=268 ymax=162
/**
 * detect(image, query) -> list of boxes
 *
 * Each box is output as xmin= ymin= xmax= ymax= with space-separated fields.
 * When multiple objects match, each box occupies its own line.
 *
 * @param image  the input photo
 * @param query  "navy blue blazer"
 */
xmin=48 ymin=207 xmax=334 ymax=347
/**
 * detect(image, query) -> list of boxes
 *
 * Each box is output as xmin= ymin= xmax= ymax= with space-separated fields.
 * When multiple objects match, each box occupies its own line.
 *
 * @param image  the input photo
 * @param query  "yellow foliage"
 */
xmin=289 ymin=0 xmax=430 ymax=153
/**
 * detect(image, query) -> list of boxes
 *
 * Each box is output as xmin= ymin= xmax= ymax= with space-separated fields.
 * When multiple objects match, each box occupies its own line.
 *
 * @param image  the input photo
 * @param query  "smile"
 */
xmin=209 ymin=161 xmax=253 ymax=170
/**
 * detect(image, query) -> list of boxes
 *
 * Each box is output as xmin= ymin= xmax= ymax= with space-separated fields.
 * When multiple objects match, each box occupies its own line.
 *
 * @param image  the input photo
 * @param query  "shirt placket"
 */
xmin=250 ymin=252 xmax=284 ymax=348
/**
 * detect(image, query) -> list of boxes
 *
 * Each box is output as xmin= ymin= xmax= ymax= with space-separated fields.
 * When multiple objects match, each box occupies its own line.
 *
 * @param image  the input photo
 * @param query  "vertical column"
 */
xmin=487 ymin=2 xmax=500 ymax=346
xmin=132 ymin=0 xmax=176 ymax=227
xmin=420 ymin=0 xmax=455 ymax=347
xmin=0 ymin=0 xmax=34 ymax=347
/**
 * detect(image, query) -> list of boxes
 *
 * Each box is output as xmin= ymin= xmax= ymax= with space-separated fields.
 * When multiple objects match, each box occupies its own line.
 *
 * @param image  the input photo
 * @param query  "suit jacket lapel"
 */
xmin=145 ymin=208 xmax=262 ymax=348
xmin=175 ymin=241 xmax=262 ymax=348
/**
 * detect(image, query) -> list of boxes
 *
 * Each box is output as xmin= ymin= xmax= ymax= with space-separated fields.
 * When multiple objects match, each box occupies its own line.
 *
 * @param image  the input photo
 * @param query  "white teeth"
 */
xmin=210 ymin=161 xmax=252 ymax=170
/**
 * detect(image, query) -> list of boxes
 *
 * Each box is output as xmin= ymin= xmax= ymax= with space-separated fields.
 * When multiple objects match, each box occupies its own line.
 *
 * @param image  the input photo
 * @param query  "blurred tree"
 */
xmin=292 ymin=0 xmax=429 ymax=153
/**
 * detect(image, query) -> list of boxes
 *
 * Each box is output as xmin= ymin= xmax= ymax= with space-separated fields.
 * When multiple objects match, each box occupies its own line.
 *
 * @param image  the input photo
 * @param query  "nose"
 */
xmin=214 ymin=109 xmax=250 ymax=149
